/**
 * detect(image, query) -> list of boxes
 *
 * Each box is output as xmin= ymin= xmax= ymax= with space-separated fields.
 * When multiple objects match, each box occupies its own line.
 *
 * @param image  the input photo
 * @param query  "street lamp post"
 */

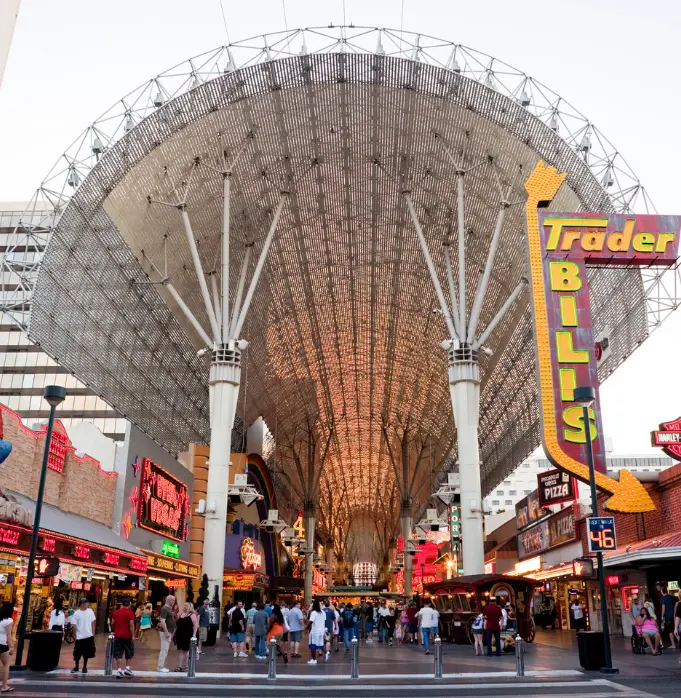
xmin=573 ymin=386 xmax=617 ymax=674
xmin=13 ymin=386 xmax=66 ymax=669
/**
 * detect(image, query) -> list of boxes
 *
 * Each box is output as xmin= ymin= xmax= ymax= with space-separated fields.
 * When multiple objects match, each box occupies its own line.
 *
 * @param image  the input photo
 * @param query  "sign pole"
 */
xmin=575 ymin=386 xmax=617 ymax=674
xmin=13 ymin=386 xmax=66 ymax=669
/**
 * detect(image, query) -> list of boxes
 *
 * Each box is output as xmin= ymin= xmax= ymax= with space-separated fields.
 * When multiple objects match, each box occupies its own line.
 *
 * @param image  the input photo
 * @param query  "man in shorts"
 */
xmin=197 ymin=598 xmax=210 ymax=654
xmin=111 ymin=597 xmax=135 ymax=678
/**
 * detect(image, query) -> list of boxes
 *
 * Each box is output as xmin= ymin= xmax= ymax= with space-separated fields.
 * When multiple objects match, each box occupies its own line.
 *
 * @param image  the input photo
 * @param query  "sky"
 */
xmin=0 ymin=0 xmax=679 ymax=456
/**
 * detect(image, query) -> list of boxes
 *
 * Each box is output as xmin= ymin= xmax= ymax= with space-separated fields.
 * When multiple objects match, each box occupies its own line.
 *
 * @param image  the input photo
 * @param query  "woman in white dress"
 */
xmin=307 ymin=601 xmax=327 ymax=665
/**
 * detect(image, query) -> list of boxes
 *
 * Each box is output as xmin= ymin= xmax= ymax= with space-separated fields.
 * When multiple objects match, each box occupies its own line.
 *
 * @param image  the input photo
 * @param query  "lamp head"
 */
xmin=43 ymin=385 xmax=66 ymax=408
xmin=573 ymin=386 xmax=596 ymax=407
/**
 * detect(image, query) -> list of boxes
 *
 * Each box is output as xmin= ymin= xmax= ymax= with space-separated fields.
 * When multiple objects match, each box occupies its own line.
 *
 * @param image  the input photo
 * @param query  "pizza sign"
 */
xmin=651 ymin=417 xmax=681 ymax=461
xmin=537 ymin=469 xmax=577 ymax=508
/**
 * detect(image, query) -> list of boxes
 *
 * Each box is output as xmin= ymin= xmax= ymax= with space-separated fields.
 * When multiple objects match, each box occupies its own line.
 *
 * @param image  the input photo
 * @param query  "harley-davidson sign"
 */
xmin=651 ymin=417 xmax=681 ymax=461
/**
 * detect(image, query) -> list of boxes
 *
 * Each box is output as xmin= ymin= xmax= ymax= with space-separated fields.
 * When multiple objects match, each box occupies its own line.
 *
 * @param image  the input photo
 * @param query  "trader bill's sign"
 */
xmin=517 ymin=505 xmax=577 ymax=559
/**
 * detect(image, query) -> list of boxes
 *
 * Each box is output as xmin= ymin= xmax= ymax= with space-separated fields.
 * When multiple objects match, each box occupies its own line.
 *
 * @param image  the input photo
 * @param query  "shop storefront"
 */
xmin=114 ymin=425 xmax=196 ymax=608
xmin=223 ymin=571 xmax=271 ymax=606
xmin=0 ymin=513 xmax=148 ymax=633
xmin=143 ymin=550 xmax=200 ymax=609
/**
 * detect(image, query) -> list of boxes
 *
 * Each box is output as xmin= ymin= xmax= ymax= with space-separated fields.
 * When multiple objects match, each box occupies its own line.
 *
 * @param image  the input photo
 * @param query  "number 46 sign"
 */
xmin=587 ymin=516 xmax=617 ymax=553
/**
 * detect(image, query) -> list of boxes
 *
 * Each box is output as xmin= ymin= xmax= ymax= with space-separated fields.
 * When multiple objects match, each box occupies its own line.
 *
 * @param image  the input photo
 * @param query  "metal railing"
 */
xmin=104 ymin=634 xmax=114 ymax=676
xmin=433 ymin=636 xmax=443 ymax=679
xmin=187 ymin=636 xmax=198 ymax=678
xmin=515 ymin=634 xmax=525 ymax=677
xmin=350 ymin=637 xmax=359 ymax=679
xmin=268 ymin=639 xmax=277 ymax=680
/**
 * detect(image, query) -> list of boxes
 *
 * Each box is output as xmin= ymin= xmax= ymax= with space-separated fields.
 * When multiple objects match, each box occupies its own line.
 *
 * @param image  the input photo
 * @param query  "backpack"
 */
xmin=472 ymin=614 xmax=484 ymax=631
xmin=342 ymin=609 xmax=355 ymax=629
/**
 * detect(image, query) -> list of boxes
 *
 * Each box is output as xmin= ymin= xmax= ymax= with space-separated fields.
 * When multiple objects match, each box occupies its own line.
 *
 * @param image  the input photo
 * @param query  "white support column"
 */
xmin=204 ymin=346 xmax=242 ymax=635
xmin=401 ymin=504 xmax=413 ymax=598
xmin=221 ymin=175 xmax=231 ymax=342
xmin=229 ymin=245 xmax=251 ymax=337
xmin=210 ymin=273 xmax=221 ymax=327
xmin=473 ymin=278 xmax=527 ymax=350
xmin=304 ymin=505 xmax=315 ymax=604
xmin=443 ymin=244 xmax=462 ymax=341
xmin=325 ymin=540 xmax=334 ymax=589
xmin=180 ymin=209 xmax=221 ymax=342
xmin=466 ymin=203 xmax=507 ymax=344
xmin=448 ymin=356 xmax=484 ymax=575
xmin=456 ymin=173 xmax=467 ymax=340
xmin=232 ymin=194 xmax=287 ymax=339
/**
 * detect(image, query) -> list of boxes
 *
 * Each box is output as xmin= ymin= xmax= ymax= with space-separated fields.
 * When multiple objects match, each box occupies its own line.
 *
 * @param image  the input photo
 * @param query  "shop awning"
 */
xmin=604 ymin=531 xmax=681 ymax=568
xmin=10 ymin=491 xmax=142 ymax=557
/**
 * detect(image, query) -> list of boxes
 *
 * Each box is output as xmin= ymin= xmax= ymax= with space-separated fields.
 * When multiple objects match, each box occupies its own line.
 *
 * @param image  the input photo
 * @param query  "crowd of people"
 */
xmin=630 ymin=588 xmax=681 ymax=662
xmin=218 ymin=597 xmax=444 ymax=664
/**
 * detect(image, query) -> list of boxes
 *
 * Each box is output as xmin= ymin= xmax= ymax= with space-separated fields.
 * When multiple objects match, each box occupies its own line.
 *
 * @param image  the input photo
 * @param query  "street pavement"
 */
xmin=6 ymin=629 xmax=679 ymax=696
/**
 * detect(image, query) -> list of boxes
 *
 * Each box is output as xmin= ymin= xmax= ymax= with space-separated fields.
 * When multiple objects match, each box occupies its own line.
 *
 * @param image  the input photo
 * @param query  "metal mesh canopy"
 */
xmin=28 ymin=28 xmax=649 ymax=529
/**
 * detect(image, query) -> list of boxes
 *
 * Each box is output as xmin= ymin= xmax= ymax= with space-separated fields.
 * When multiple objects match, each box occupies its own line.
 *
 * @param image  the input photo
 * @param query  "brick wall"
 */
xmin=0 ymin=405 xmax=117 ymax=526
xmin=579 ymin=463 xmax=681 ymax=554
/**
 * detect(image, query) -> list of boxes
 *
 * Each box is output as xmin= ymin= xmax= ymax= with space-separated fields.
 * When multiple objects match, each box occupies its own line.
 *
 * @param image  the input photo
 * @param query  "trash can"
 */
xmin=577 ymin=631 xmax=605 ymax=670
xmin=26 ymin=630 xmax=63 ymax=672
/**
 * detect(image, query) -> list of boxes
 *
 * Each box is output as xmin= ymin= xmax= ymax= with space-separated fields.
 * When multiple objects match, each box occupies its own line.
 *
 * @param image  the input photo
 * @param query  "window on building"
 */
xmin=509 ymin=490 xmax=517 ymax=496
xmin=524 ymin=490 xmax=532 ymax=495
xmin=496 ymin=490 xmax=504 ymax=495
xmin=522 ymin=463 xmax=530 ymax=468
xmin=492 ymin=500 xmax=500 ymax=506
xmin=504 ymin=500 xmax=512 ymax=505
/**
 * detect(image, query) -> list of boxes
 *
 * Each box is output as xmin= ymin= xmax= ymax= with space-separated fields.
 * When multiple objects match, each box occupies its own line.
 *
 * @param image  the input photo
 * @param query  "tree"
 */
xmin=186 ymin=578 xmax=194 ymax=604
xmin=197 ymin=573 xmax=209 ymax=605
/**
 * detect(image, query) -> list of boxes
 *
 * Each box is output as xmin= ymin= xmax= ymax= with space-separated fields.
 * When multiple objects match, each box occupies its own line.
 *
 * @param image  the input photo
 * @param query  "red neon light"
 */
xmin=605 ymin=575 xmax=620 ymax=586
xmin=40 ymin=537 xmax=56 ymax=553
xmin=103 ymin=552 xmax=120 ymax=565
xmin=45 ymin=428 xmax=69 ymax=473
xmin=0 ymin=527 xmax=20 ymax=546
xmin=130 ymin=557 xmax=148 ymax=572
xmin=73 ymin=545 xmax=90 ymax=559
xmin=137 ymin=457 xmax=188 ymax=542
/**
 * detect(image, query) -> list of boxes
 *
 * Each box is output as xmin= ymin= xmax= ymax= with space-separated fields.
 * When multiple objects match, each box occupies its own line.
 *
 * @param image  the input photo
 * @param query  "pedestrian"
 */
xmin=307 ymin=600 xmax=327 ymax=664
xmin=112 ymin=597 xmax=135 ymax=679
xmin=253 ymin=603 xmax=269 ymax=659
xmin=174 ymin=602 xmax=197 ymax=671
xmin=635 ymin=607 xmax=662 ymax=655
xmin=267 ymin=604 xmax=288 ymax=663
xmin=280 ymin=601 xmax=290 ymax=645
xmin=71 ymin=597 xmax=96 ymax=674
xmin=365 ymin=601 xmax=374 ymax=642
xmin=341 ymin=602 xmax=356 ymax=651
xmin=570 ymin=597 xmax=586 ymax=631
xmin=156 ymin=594 xmax=176 ymax=673
xmin=643 ymin=594 xmax=657 ymax=620
xmin=377 ymin=600 xmax=390 ymax=643
xmin=674 ymin=591 xmax=681 ymax=665
xmin=416 ymin=600 xmax=436 ymax=655
xmin=385 ymin=607 xmax=397 ymax=646
xmin=229 ymin=601 xmax=247 ymax=658
xmin=482 ymin=597 xmax=503 ymax=657
xmin=245 ymin=602 xmax=257 ymax=653
xmin=196 ymin=599 xmax=210 ymax=654
xmin=406 ymin=602 xmax=418 ymax=644
xmin=399 ymin=606 xmax=409 ymax=643
xmin=322 ymin=600 xmax=336 ymax=657
xmin=659 ymin=587 xmax=677 ymax=649
xmin=0 ymin=601 xmax=15 ymax=694
xmin=287 ymin=601 xmax=305 ymax=658
xmin=471 ymin=611 xmax=484 ymax=656
xmin=630 ymin=595 xmax=642 ymax=623
xmin=49 ymin=598 xmax=66 ymax=633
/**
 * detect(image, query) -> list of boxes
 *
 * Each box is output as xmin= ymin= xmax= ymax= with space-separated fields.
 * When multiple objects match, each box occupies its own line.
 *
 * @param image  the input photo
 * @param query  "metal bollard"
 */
xmin=515 ymin=634 xmax=524 ymax=677
xmin=187 ymin=636 xmax=198 ymax=678
xmin=267 ymin=639 xmax=277 ymax=680
xmin=433 ymin=636 xmax=443 ymax=679
xmin=104 ymin=634 xmax=114 ymax=676
xmin=350 ymin=637 xmax=359 ymax=679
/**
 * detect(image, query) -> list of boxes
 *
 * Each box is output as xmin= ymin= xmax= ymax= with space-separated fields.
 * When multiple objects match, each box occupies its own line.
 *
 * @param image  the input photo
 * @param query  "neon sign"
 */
xmin=103 ymin=552 xmax=120 ymax=565
xmin=41 ymin=427 xmax=69 ymax=473
xmin=73 ymin=545 xmax=90 ymax=559
xmin=0 ymin=527 xmax=20 ymax=546
xmin=40 ymin=537 xmax=56 ymax=553
xmin=138 ymin=457 xmax=189 ymax=542
xmin=651 ymin=417 xmax=681 ymax=461
xmin=240 ymin=537 xmax=262 ymax=571
xmin=524 ymin=162 xmax=680 ymax=513
xmin=129 ymin=557 xmax=148 ymax=572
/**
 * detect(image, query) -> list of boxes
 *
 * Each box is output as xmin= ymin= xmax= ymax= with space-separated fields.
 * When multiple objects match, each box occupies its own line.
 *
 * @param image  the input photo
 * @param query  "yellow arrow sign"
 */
xmin=525 ymin=161 xmax=655 ymax=513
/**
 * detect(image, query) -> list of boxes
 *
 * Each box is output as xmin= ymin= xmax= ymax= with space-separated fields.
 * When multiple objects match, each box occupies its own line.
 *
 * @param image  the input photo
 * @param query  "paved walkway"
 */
xmin=38 ymin=628 xmax=681 ymax=679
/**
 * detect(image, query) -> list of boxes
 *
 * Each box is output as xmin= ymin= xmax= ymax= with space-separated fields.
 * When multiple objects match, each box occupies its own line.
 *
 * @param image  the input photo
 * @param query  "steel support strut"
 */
xmin=401 ymin=501 xmax=413 ymax=597
xmin=304 ymin=503 xmax=315 ymax=604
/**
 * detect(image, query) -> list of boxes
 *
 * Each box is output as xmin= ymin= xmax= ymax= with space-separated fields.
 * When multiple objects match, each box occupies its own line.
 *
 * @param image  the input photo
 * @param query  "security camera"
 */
xmin=439 ymin=338 xmax=453 ymax=351
xmin=237 ymin=339 xmax=249 ymax=351
xmin=265 ymin=524 xmax=274 ymax=533
xmin=480 ymin=346 xmax=493 ymax=357
xmin=407 ymin=548 xmax=418 ymax=557
xmin=197 ymin=347 xmax=210 ymax=358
